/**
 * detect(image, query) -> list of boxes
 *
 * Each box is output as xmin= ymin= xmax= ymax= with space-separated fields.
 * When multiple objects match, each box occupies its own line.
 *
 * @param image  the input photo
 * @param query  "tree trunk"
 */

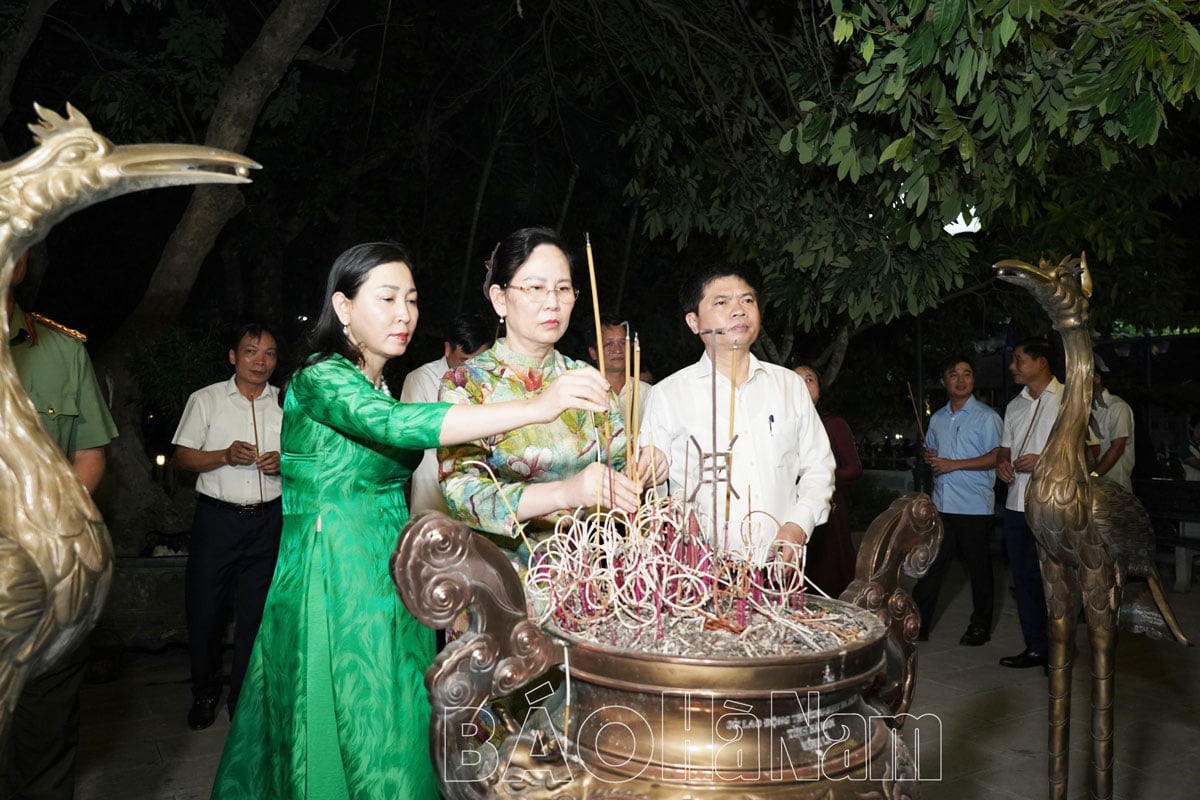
xmin=823 ymin=324 xmax=850 ymax=387
xmin=0 ymin=0 xmax=58 ymax=140
xmin=95 ymin=0 xmax=332 ymax=551
xmin=456 ymin=102 xmax=513 ymax=312
xmin=556 ymin=163 xmax=579 ymax=234
xmin=125 ymin=0 xmax=332 ymax=332
xmin=613 ymin=205 xmax=638 ymax=315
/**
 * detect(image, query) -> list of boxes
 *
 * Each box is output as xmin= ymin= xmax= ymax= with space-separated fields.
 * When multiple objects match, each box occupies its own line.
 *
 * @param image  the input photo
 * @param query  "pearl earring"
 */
xmin=342 ymin=324 xmax=349 ymax=338
xmin=499 ymin=316 xmax=505 ymax=325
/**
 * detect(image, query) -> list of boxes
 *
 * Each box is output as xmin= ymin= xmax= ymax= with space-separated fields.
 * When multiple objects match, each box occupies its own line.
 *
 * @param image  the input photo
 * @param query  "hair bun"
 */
xmin=481 ymin=241 xmax=501 ymax=296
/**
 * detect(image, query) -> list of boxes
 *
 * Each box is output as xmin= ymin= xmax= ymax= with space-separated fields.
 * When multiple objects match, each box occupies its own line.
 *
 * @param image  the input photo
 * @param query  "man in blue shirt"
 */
xmin=912 ymin=355 xmax=1002 ymax=646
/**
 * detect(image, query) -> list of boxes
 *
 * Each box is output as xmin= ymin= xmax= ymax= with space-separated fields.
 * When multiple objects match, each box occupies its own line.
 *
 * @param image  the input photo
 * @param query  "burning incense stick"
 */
xmin=249 ymin=393 xmax=264 ymax=503
xmin=905 ymin=379 xmax=926 ymax=447
xmin=585 ymin=233 xmax=606 ymax=387
xmin=628 ymin=321 xmax=638 ymax=470
xmin=631 ymin=335 xmax=642 ymax=487
xmin=585 ymin=233 xmax=611 ymax=510
xmin=724 ymin=346 xmax=738 ymax=524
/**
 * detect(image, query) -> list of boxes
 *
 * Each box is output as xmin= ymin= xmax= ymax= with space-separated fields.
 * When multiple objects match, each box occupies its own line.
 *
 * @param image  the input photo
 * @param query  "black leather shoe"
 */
xmin=960 ymin=625 xmax=990 ymax=646
xmin=188 ymin=696 xmax=218 ymax=730
xmin=999 ymin=649 xmax=1046 ymax=669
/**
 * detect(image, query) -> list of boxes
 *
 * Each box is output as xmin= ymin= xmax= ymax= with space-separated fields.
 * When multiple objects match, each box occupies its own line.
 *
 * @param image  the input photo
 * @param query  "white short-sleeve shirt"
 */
xmin=172 ymin=377 xmax=283 ymax=504
xmin=1000 ymin=378 xmax=1063 ymax=512
xmin=399 ymin=356 xmax=451 ymax=515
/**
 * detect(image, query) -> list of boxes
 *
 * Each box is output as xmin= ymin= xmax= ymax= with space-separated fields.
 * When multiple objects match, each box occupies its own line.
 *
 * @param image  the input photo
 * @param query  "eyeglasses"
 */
xmin=505 ymin=283 xmax=580 ymax=304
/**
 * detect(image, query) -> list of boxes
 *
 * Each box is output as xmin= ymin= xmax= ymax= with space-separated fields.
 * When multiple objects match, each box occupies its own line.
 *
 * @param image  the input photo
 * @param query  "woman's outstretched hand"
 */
xmin=562 ymin=461 xmax=641 ymax=513
xmin=534 ymin=367 xmax=611 ymax=421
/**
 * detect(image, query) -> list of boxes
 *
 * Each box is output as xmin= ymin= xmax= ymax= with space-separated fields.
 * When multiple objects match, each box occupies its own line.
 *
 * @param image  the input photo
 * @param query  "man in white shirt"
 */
xmin=399 ymin=312 xmax=492 ymax=515
xmin=996 ymin=337 xmax=1062 ymax=670
xmin=587 ymin=313 xmax=654 ymax=427
xmin=640 ymin=265 xmax=835 ymax=565
xmin=172 ymin=324 xmax=283 ymax=729
xmin=1087 ymin=355 xmax=1135 ymax=492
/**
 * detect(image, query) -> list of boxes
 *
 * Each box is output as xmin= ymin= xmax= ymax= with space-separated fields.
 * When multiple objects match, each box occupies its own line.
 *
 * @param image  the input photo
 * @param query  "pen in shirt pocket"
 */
xmin=769 ymin=414 xmax=775 ymax=433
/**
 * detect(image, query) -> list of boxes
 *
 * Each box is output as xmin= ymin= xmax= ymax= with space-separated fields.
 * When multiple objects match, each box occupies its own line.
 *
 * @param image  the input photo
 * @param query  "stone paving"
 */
xmin=76 ymin=554 xmax=1200 ymax=799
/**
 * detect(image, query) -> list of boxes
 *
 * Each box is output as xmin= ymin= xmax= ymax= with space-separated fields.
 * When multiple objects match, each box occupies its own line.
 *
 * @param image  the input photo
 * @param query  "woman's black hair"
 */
xmin=795 ymin=364 xmax=822 ymax=391
xmin=481 ymin=226 xmax=571 ymax=297
xmin=306 ymin=241 xmax=416 ymax=367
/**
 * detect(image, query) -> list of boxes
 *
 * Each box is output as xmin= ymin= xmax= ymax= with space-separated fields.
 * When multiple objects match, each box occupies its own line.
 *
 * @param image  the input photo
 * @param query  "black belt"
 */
xmin=197 ymin=494 xmax=281 ymax=516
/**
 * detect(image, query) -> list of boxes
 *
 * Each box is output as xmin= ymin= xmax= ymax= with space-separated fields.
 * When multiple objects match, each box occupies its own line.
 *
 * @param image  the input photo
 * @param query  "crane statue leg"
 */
xmin=1041 ymin=553 xmax=1079 ymax=800
xmin=1083 ymin=561 xmax=1119 ymax=800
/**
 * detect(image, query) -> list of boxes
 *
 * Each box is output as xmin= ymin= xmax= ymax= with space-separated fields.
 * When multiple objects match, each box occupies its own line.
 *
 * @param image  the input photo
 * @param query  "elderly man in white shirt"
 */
xmin=172 ymin=324 xmax=283 ymax=730
xmin=640 ymin=264 xmax=835 ymax=566
xmin=587 ymin=313 xmax=654 ymax=427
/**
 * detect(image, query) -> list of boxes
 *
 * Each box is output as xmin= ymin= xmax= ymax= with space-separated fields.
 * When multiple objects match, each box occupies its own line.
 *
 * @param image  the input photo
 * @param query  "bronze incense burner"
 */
xmin=391 ymin=493 xmax=942 ymax=799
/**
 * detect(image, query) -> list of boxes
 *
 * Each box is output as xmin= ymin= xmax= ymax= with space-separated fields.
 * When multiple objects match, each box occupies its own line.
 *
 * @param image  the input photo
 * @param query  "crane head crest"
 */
xmin=993 ymin=252 xmax=1092 ymax=331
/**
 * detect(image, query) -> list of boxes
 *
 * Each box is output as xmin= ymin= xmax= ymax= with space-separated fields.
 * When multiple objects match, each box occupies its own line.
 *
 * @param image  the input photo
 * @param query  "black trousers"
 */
xmin=186 ymin=495 xmax=282 ymax=713
xmin=1003 ymin=508 xmax=1048 ymax=654
xmin=912 ymin=512 xmax=995 ymax=633
xmin=0 ymin=644 xmax=87 ymax=800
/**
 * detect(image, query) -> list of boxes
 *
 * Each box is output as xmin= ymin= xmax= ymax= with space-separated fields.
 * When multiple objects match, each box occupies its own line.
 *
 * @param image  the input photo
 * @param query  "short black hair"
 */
xmin=594 ymin=313 xmax=630 ymax=343
xmin=1015 ymin=336 xmax=1054 ymax=364
xmin=229 ymin=323 xmax=278 ymax=353
xmin=445 ymin=312 xmax=493 ymax=353
xmin=678 ymin=263 xmax=760 ymax=315
xmin=938 ymin=354 xmax=975 ymax=376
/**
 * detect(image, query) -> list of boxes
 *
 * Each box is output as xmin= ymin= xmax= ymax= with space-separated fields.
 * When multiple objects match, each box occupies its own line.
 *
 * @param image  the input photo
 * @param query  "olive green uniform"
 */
xmin=1 ymin=303 xmax=118 ymax=800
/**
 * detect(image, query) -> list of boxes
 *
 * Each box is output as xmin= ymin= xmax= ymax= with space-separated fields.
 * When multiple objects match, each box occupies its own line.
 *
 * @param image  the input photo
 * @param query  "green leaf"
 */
xmin=908 ymin=225 xmax=923 ymax=249
xmin=934 ymin=0 xmax=966 ymax=45
xmin=879 ymin=136 xmax=906 ymax=164
xmin=998 ymin=11 xmax=1019 ymax=46
xmin=955 ymin=49 xmax=975 ymax=104
xmin=779 ymin=128 xmax=796 ymax=154
xmin=833 ymin=16 xmax=855 ymax=45
xmin=862 ymin=34 xmax=876 ymax=65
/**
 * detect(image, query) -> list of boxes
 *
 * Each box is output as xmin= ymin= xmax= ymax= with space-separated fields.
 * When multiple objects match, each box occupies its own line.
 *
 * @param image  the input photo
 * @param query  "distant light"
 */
xmin=894 ymin=433 xmax=903 ymax=440
xmin=155 ymin=454 xmax=166 ymax=467
xmin=944 ymin=210 xmax=981 ymax=235
xmin=296 ymin=315 xmax=309 ymax=322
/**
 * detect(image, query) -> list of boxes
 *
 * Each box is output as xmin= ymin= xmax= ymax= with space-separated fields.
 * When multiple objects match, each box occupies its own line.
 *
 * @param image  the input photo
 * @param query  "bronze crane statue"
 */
xmin=0 ymin=104 xmax=258 ymax=738
xmin=994 ymin=253 xmax=1189 ymax=800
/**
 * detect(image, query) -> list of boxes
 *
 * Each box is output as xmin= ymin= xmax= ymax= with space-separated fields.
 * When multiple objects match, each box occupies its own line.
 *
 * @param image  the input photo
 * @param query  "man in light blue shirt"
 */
xmin=912 ymin=355 xmax=1002 ymax=646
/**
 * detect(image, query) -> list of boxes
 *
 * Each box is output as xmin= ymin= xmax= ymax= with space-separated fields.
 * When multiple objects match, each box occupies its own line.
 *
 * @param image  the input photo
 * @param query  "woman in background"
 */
xmin=212 ymin=241 xmax=612 ymax=800
xmin=794 ymin=365 xmax=862 ymax=597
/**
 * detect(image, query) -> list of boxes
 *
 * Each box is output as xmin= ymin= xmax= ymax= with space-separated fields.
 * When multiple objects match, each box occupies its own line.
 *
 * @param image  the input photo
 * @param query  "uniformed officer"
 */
xmin=2 ymin=249 xmax=119 ymax=800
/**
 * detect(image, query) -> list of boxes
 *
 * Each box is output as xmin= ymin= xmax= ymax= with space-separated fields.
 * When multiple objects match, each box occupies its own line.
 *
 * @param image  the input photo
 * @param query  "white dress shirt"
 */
xmin=172 ymin=376 xmax=282 ymax=504
xmin=399 ymin=356 xmax=451 ymax=515
xmin=1090 ymin=388 xmax=1135 ymax=491
xmin=1000 ymin=378 xmax=1063 ymax=512
xmin=616 ymin=378 xmax=654 ymax=427
xmin=640 ymin=352 xmax=834 ymax=562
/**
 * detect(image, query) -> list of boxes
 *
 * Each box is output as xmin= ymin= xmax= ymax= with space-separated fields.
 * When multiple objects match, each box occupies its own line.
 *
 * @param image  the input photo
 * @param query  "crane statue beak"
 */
xmin=993 ymin=258 xmax=1052 ymax=287
xmin=99 ymin=143 xmax=260 ymax=187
